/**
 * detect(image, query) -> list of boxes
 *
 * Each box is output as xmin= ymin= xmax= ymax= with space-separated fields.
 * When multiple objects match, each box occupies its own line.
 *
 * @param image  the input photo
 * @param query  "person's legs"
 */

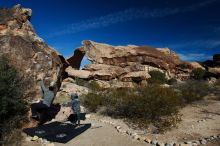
xmin=31 ymin=103 xmax=39 ymax=117
xmin=31 ymin=102 xmax=48 ymax=117
xmin=77 ymin=113 xmax=80 ymax=125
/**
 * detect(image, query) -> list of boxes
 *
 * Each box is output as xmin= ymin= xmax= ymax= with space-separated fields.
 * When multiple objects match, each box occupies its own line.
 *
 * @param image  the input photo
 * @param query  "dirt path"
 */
xmin=152 ymin=94 xmax=220 ymax=143
xmin=54 ymin=119 xmax=149 ymax=146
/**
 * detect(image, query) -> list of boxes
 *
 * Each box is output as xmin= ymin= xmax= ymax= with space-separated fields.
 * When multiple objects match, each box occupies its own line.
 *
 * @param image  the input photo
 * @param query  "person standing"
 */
xmin=71 ymin=92 xmax=81 ymax=126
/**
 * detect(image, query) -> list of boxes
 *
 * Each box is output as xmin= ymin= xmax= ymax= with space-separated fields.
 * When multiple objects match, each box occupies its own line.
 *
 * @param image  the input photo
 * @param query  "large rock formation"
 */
xmin=66 ymin=40 xmax=190 ymax=83
xmin=0 ymin=5 xmax=66 ymax=100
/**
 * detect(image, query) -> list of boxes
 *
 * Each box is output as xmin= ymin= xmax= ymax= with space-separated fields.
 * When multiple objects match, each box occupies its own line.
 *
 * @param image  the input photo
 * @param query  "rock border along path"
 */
xmin=91 ymin=116 xmax=220 ymax=146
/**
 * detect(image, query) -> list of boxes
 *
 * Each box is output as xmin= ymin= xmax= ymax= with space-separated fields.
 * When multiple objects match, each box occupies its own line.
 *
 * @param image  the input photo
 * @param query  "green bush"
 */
xmin=0 ymin=56 xmax=27 ymax=143
xmin=177 ymin=63 xmax=189 ymax=69
xmin=148 ymin=70 xmax=167 ymax=84
xmin=82 ymin=85 xmax=182 ymax=131
xmin=82 ymin=92 xmax=105 ymax=112
xmin=191 ymin=68 xmax=206 ymax=80
xmin=214 ymin=79 xmax=220 ymax=87
xmin=167 ymin=78 xmax=177 ymax=85
xmin=87 ymin=80 xmax=102 ymax=91
xmin=175 ymin=80 xmax=210 ymax=103
xmin=75 ymin=77 xmax=87 ymax=86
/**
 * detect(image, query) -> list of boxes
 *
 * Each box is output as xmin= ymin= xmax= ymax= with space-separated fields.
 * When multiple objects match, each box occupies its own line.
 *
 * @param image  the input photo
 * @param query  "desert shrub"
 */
xmin=167 ymin=78 xmax=177 ymax=85
xmin=0 ymin=56 xmax=28 ymax=143
xmin=53 ymin=95 xmax=70 ymax=104
xmin=214 ymin=79 xmax=220 ymax=87
xmin=148 ymin=70 xmax=167 ymax=84
xmin=82 ymin=92 xmax=105 ymax=112
xmin=191 ymin=68 xmax=206 ymax=80
xmin=82 ymin=85 xmax=182 ymax=131
xmin=87 ymin=80 xmax=102 ymax=91
xmin=75 ymin=77 xmax=87 ymax=86
xmin=177 ymin=63 xmax=188 ymax=69
xmin=175 ymin=80 xmax=210 ymax=103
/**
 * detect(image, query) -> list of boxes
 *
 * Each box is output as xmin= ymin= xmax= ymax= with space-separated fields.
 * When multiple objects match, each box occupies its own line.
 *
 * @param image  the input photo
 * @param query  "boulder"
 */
xmin=65 ymin=66 xmax=91 ymax=79
xmin=0 ymin=5 xmax=65 ymax=100
xmin=54 ymin=106 xmax=73 ymax=122
xmin=82 ymin=40 xmax=182 ymax=71
xmin=59 ymin=79 xmax=89 ymax=96
xmin=208 ymin=67 xmax=220 ymax=77
xmin=67 ymin=47 xmax=85 ymax=69
xmin=67 ymin=40 xmax=186 ymax=84
xmin=120 ymin=71 xmax=151 ymax=82
xmin=189 ymin=62 xmax=205 ymax=70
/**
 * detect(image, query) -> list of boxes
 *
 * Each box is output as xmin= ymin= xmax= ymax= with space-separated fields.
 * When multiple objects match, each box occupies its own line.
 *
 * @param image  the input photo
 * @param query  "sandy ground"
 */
xmin=22 ymin=91 xmax=220 ymax=146
xmin=150 ymin=94 xmax=220 ymax=143
xmin=54 ymin=119 xmax=149 ymax=146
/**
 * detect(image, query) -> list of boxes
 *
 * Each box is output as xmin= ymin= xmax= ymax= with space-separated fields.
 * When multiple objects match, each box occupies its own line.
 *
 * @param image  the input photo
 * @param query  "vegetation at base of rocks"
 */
xmin=87 ymin=80 xmax=102 ymax=91
xmin=148 ymin=70 xmax=167 ymax=84
xmin=177 ymin=63 xmax=189 ymax=69
xmin=75 ymin=77 xmax=87 ymax=86
xmin=167 ymin=78 xmax=177 ymax=85
xmin=191 ymin=68 xmax=206 ymax=80
xmin=214 ymin=79 xmax=220 ymax=87
xmin=174 ymin=80 xmax=211 ymax=103
xmin=82 ymin=78 xmax=213 ymax=132
xmin=53 ymin=95 xmax=70 ymax=104
xmin=0 ymin=56 xmax=28 ymax=143
xmin=82 ymin=84 xmax=182 ymax=132
xmin=1 ymin=129 xmax=24 ymax=146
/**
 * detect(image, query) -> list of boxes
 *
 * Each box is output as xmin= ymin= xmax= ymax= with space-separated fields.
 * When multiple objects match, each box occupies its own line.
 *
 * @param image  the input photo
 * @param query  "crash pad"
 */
xmin=23 ymin=122 xmax=91 ymax=143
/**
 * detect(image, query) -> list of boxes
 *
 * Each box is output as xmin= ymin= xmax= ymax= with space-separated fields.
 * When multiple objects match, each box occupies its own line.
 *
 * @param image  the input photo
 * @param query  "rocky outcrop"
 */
xmin=82 ymin=41 xmax=182 ymax=71
xmin=189 ymin=62 xmax=205 ymax=70
xmin=67 ymin=47 xmax=85 ymax=69
xmin=67 ymin=40 xmax=189 ymax=83
xmin=0 ymin=5 xmax=66 ymax=100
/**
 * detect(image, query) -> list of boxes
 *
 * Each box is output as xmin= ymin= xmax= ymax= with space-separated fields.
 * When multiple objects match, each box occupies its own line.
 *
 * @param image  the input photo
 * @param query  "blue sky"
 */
xmin=0 ymin=0 xmax=220 ymax=67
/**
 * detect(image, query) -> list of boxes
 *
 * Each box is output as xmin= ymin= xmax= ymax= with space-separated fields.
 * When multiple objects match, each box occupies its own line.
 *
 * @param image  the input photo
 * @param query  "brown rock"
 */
xmin=82 ymin=40 xmax=182 ymax=71
xmin=208 ymin=67 xmax=220 ymax=77
xmin=66 ymin=66 xmax=91 ymax=79
xmin=66 ymin=40 xmax=186 ymax=84
xmin=0 ymin=5 xmax=66 ymax=100
xmin=0 ymin=24 xmax=7 ymax=31
xmin=67 ymin=47 xmax=85 ymax=69
xmin=189 ymin=62 xmax=205 ymax=70
xmin=55 ymin=106 xmax=73 ymax=122
xmin=120 ymin=71 xmax=151 ymax=82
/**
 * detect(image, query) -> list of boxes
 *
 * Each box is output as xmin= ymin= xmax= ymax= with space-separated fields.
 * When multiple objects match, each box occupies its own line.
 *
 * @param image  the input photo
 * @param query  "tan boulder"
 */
xmin=65 ymin=66 xmax=91 ymax=79
xmin=0 ymin=5 xmax=66 ymax=100
xmin=82 ymin=40 xmax=182 ymax=71
xmin=55 ymin=106 xmax=73 ymax=122
xmin=120 ymin=71 xmax=151 ymax=82
xmin=189 ymin=62 xmax=205 ymax=70
xmin=208 ymin=67 xmax=220 ymax=76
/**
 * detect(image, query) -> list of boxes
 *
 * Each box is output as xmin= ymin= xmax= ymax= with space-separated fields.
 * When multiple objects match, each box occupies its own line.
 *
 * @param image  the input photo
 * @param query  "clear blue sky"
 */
xmin=1 ymin=0 xmax=220 ymax=67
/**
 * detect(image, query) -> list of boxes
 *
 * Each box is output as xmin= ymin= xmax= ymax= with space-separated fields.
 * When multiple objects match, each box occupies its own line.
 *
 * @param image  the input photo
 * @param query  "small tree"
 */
xmin=0 ymin=56 xmax=27 ymax=142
